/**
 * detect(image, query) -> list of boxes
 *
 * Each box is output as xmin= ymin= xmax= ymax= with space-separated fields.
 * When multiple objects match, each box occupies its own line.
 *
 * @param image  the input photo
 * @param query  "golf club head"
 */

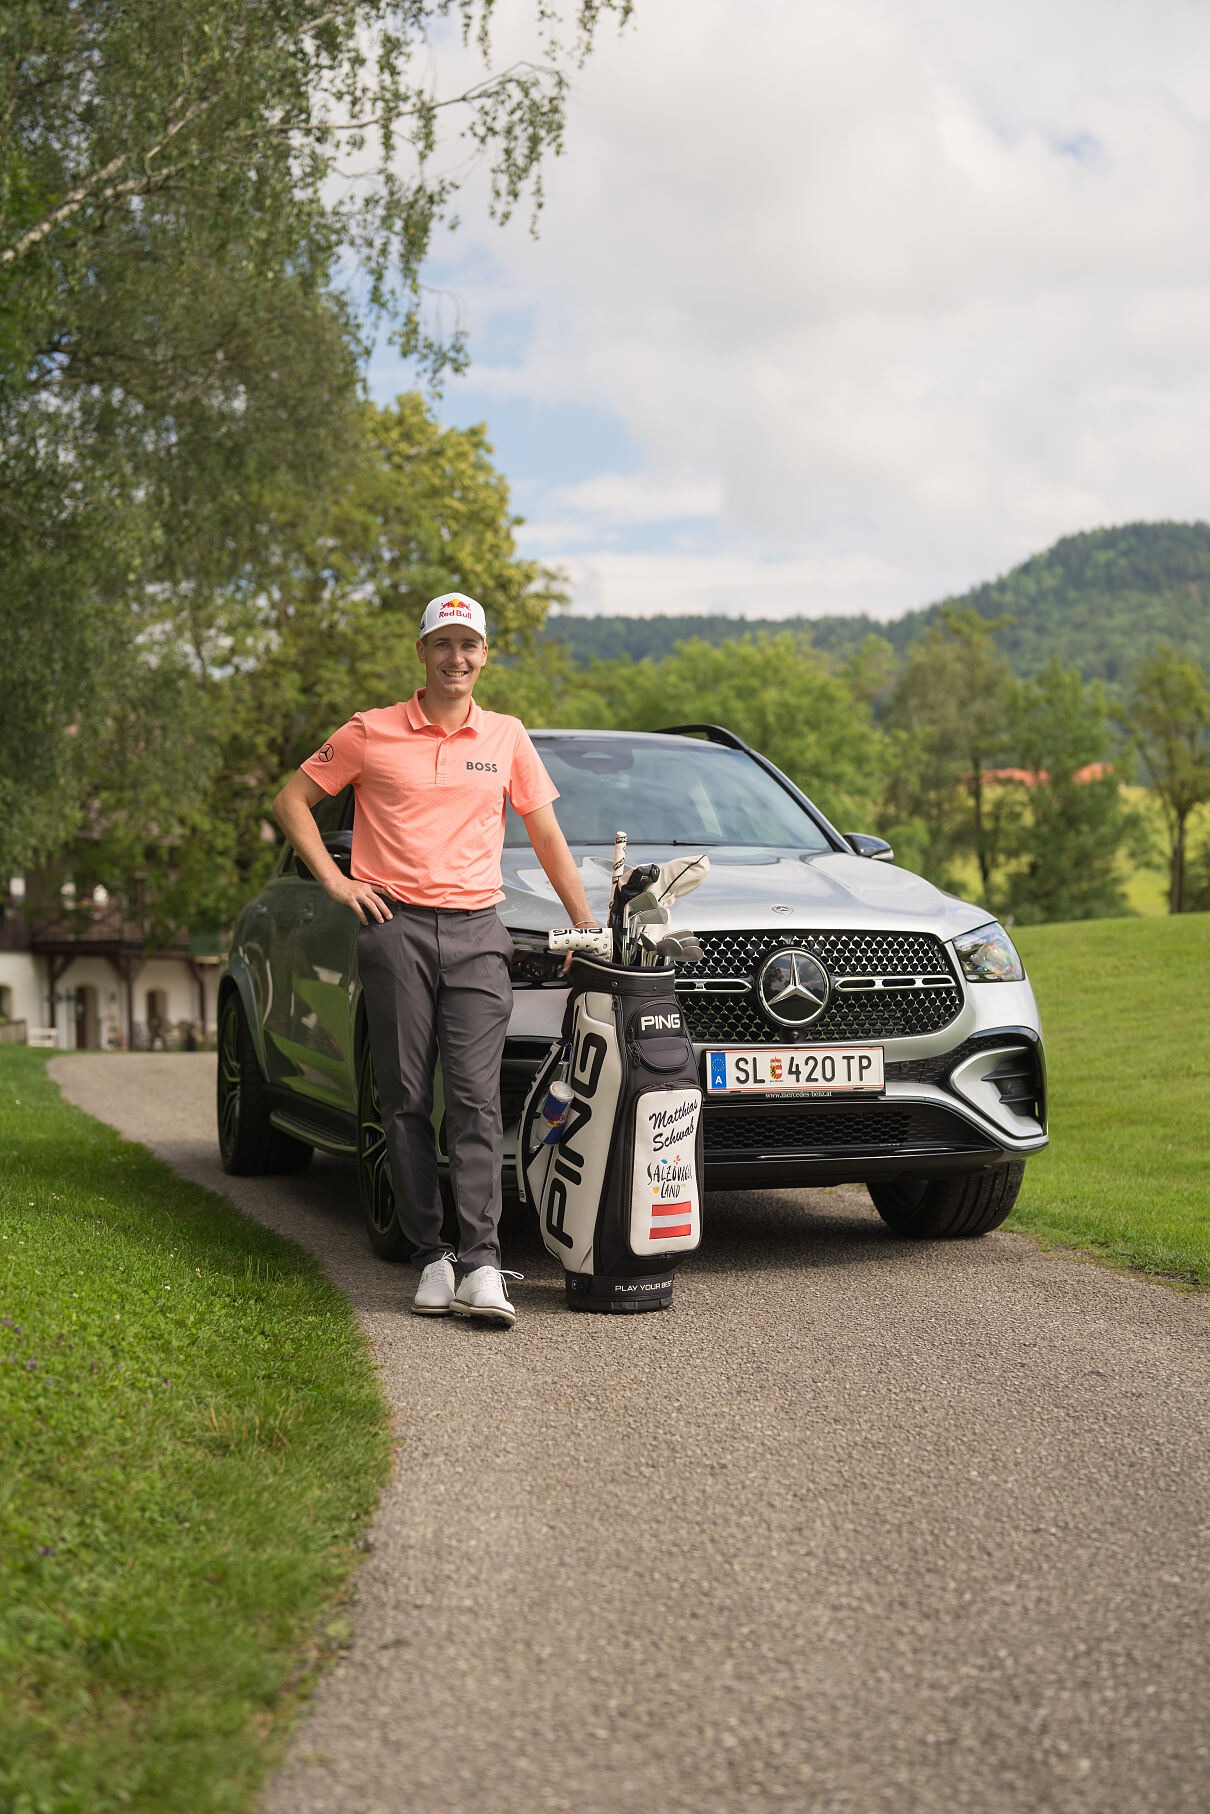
xmin=617 ymin=862 xmax=660 ymax=905
xmin=638 ymin=927 xmax=681 ymax=955
xmin=628 ymin=904 xmax=671 ymax=936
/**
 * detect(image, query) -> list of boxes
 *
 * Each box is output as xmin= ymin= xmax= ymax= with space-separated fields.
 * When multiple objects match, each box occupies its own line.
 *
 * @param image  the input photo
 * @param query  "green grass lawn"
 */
xmin=0 ymin=1049 xmax=391 ymax=1814
xmin=1010 ymin=913 xmax=1210 ymax=1287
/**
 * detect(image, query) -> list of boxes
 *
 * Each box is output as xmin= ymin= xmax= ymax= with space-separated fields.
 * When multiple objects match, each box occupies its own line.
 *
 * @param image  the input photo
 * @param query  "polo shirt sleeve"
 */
xmin=299 ymin=716 xmax=366 ymax=795
xmin=507 ymin=727 xmax=559 ymax=816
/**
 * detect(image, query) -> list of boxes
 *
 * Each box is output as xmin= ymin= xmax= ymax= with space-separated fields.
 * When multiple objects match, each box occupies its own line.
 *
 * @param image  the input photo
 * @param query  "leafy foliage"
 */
xmin=52 ymin=394 xmax=565 ymax=938
xmin=573 ymin=633 xmax=886 ymax=833
xmin=0 ymin=1 xmax=632 ymax=875
xmin=1126 ymin=645 xmax=1210 ymax=913
xmin=997 ymin=661 xmax=1143 ymax=925
xmin=882 ymin=609 xmax=1014 ymax=894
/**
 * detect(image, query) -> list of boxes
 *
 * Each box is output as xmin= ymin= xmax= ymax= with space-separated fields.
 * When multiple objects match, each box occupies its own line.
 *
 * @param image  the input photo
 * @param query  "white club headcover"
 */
xmin=655 ymin=853 xmax=711 ymax=904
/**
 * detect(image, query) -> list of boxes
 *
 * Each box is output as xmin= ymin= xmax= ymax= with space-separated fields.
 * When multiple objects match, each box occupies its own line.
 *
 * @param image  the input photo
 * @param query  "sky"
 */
xmin=367 ymin=0 xmax=1210 ymax=621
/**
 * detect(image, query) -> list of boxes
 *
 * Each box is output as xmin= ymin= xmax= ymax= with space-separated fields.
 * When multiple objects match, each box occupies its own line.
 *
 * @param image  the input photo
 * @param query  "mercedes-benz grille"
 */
xmin=675 ymin=929 xmax=964 ymax=1043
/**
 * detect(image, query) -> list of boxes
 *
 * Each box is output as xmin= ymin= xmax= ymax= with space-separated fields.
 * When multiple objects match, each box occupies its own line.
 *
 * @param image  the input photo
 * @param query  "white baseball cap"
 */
xmin=419 ymin=592 xmax=487 ymax=642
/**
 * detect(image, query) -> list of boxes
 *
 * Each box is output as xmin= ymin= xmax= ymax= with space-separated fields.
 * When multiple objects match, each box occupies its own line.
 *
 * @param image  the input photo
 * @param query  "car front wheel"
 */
xmin=217 ymin=995 xmax=312 ymax=1176
xmin=868 ymin=1162 xmax=1024 ymax=1238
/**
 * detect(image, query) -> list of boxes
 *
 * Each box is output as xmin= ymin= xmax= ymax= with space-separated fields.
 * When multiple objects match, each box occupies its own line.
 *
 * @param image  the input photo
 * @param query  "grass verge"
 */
xmin=1011 ymin=913 xmax=1210 ymax=1288
xmin=0 ymin=1048 xmax=392 ymax=1813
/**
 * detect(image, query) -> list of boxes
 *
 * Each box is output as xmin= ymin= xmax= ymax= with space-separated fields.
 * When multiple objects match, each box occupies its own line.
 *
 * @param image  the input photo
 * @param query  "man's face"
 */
xmin=417 ymin=628 xmax=488 ymax=699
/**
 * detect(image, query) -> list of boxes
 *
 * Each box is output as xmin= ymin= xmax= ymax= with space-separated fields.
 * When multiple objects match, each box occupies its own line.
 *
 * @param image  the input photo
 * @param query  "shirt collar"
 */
xmin=405 ymin=690 xmax=482 ymax=736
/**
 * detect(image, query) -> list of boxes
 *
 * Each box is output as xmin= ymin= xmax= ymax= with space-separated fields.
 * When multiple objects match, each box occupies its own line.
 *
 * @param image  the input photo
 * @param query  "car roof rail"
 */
xmin=655 ymin=722 xmax=753 ymax=753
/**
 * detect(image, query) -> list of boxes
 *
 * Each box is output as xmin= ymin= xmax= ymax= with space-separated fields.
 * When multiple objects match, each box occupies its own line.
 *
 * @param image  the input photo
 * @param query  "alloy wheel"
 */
xmin=358 ymin=1051 xmax=396 ymax=1236
xmin=217 ymin=1004 xmax=243 ymax=1159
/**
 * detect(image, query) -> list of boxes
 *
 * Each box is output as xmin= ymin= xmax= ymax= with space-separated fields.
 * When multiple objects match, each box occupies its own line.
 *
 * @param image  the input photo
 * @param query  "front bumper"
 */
xmin=502 ymin=978 xmax=1047 ymax=1186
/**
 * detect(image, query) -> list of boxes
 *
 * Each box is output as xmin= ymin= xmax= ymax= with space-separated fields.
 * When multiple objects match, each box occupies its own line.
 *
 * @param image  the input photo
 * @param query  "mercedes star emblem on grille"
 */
xmin=756 ymin=948 xmax=831 ymax=1028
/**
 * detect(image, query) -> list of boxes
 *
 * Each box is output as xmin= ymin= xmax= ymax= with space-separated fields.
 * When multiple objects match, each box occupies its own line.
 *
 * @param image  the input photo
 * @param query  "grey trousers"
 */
xmin=357 ymin=903 xmax=514 ymax=1270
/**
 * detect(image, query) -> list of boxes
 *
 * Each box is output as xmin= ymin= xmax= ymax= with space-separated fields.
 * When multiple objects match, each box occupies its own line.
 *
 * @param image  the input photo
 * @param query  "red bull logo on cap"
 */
xmin=441 ymin=600 xmax=472 ymax=618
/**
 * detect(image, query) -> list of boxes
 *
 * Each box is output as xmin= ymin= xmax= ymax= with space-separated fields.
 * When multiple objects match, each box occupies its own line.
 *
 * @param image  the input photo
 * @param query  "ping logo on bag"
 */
xmin=638 ymin=1011 xmax=682 ymax=1032
xmin=544 ymin=1030 xmax=607 ymax=1250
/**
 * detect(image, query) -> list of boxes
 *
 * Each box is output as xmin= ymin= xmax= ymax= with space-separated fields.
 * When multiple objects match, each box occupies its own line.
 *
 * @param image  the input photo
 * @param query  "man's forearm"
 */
xmin=272 ymin=786 xmax=343 ymax=892
xmin=532 ymin=836 xmax=593 ymax=925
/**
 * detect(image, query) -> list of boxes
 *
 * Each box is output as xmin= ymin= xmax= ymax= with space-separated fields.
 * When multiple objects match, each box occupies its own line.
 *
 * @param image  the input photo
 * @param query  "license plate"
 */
xmin=705 ymin=1046 xmax=884 ymax=1095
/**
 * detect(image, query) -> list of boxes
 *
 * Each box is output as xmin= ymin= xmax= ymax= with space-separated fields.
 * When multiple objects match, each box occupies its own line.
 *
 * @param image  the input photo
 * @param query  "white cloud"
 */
xmin=399 ymin=0 xmax=1210 ymax=616
xmin=552 ymin=547 xmax=909 ymax=620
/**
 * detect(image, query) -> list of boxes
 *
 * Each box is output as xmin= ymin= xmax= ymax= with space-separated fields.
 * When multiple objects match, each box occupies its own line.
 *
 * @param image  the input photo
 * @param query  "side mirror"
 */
xmin=845 ymin=833 xmax=894 ymax=864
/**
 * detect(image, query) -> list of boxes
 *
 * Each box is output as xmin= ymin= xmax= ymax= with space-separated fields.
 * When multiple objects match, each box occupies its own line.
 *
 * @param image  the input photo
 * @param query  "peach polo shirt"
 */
xmin=300 ymin=692 xmax=558 ymax=910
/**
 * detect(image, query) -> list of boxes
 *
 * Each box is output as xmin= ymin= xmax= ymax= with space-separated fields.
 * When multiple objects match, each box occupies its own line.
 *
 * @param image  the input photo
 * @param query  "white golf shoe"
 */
xmin=450 ymin=1266 xmax=521 ymax=1328
xmin=412 ymin=1256 xmax=456 ymax=1316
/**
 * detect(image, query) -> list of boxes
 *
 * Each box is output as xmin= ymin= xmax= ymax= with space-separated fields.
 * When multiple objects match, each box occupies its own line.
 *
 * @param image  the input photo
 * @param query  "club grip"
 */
xmin=547 ymin=927 xmax=614 ymax=959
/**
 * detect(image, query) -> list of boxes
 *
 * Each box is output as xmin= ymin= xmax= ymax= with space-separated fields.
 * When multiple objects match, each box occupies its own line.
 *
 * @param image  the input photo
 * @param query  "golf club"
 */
xmin=612 ymin=862 xmax=660 ymax=965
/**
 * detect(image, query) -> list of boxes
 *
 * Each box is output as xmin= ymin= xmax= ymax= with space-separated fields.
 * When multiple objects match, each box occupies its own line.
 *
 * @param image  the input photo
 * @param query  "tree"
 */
xmin=997 ymin=659 xmax=1141 ymax=925
xmin=882 ymin=607 xmax=1013 ymax=894
xmin=580 ymin=633 xmax=885 ymax=834
xmin=1125 ymin=646 xmax=1210 ymax=913
xmin=2 ymin=1 xmax=633 ymax=384
xmin=0 ymin=1 xmax=632 ymax=874
xmin=56 ymin=393 xmax=567 ymax=938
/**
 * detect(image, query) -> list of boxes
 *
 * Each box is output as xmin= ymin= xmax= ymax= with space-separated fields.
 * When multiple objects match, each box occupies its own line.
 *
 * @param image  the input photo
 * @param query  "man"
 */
xmin=273 ymin=592 xmax=594 ymax=1328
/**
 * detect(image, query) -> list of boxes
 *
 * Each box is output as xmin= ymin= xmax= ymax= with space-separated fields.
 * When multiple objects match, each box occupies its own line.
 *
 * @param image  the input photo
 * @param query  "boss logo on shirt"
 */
xmin=466 ymin=760 xmax=498 ymax=773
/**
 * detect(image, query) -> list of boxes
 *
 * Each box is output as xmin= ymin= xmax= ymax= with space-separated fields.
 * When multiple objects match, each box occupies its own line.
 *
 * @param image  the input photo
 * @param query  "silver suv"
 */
xmin=218 ymin=725 xmax=1047 ymax=1255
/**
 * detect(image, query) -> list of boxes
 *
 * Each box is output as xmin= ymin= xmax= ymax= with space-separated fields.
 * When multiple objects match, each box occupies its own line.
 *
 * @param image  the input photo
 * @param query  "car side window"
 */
xmin=289 ymin=785 xmax=352 ymax=878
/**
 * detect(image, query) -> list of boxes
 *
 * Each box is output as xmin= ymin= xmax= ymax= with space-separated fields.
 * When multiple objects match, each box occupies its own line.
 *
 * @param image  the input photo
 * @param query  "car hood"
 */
xmin=499 ymin=845 xmax=993 ymax=941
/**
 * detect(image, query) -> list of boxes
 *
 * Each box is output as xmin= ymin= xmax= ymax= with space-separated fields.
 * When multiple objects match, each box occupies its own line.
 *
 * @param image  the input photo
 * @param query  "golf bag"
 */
xmin=517 ymin=954 xmax=704 ymax=1313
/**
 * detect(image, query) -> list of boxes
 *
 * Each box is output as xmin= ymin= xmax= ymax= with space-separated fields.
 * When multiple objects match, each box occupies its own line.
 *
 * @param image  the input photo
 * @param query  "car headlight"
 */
xmin=507 ymin=929 xmax=567 ymax=988
xmin=953 ymin=921 xmax=1025 ymax=982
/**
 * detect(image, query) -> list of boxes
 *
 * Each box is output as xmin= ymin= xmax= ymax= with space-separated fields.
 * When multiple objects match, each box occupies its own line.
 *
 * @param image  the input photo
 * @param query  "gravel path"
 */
xmin=51 ymin=1053 xmax=1210 ymax=1814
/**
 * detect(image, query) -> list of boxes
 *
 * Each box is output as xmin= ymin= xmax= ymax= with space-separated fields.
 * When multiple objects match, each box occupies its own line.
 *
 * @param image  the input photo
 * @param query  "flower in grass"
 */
xmin=25 ymin=1360 xmax=37 ymax=1370
xmin=36 ymin=1546 xmax=56 ymax=1556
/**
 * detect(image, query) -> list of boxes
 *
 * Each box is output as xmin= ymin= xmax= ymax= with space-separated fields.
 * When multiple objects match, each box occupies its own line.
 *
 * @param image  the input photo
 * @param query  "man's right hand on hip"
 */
xmin=328 ymin=878 xmax=393 ymax=923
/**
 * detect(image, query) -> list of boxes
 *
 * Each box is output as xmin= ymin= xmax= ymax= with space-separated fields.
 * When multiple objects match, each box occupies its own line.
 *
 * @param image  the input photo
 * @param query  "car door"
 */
xmin=285 ymin=786 xmax=361 ymax=1118
xmin=243 ymin=851 xmax=310 ymax=1089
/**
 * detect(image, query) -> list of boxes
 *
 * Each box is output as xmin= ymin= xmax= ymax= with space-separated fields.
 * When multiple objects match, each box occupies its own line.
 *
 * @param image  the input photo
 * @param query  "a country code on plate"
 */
xmin=705 ymin=1046 xmax=884 ymax=1095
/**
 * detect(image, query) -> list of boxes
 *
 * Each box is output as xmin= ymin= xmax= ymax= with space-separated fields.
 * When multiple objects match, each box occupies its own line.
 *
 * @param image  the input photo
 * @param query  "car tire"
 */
xmin=357 ymin=1043 xmax=412 ymax=1260
xmin=217 ymin=995 xmax=313 ymax=1176
xmin=868 ymin=1162 xmax=1025 ymax=1238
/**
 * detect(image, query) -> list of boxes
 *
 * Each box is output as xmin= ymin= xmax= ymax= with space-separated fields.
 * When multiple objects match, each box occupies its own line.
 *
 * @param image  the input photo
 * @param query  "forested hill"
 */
xmin=543 ymin=521 xmax=1210 ymax=684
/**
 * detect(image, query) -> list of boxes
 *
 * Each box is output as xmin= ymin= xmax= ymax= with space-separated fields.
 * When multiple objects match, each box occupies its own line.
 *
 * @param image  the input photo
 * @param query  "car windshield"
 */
xmin=504 ymin=736 xmax=833 ymax=849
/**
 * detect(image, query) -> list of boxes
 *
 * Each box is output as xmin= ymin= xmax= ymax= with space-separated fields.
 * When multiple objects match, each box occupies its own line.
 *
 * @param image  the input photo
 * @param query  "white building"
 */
xmin=0 ymin=885 xmax=220 ymax=1050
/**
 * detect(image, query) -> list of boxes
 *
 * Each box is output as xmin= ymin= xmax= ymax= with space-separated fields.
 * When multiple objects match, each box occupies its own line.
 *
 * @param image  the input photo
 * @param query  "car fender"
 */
xmin=218 ymin=958 xmax=271 ymax=1082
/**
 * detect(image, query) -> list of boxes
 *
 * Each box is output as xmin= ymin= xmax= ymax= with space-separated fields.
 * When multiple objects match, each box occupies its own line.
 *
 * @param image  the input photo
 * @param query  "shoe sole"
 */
xmin=411 ymin=1303 xmax=453 ymax=1316
xmin=449 ymin=1301 xmax=516 ymax=1328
